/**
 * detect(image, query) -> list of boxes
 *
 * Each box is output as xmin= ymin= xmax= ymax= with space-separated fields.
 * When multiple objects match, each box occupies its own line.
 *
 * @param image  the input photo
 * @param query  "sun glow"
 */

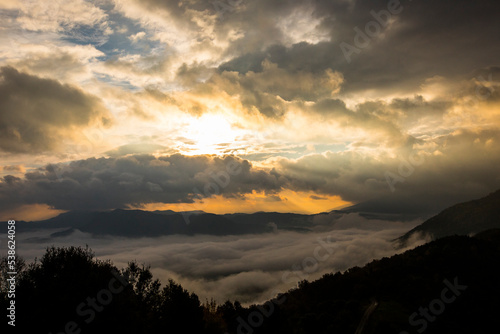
xmin=182 ymin=113 xmax=241 ymax=155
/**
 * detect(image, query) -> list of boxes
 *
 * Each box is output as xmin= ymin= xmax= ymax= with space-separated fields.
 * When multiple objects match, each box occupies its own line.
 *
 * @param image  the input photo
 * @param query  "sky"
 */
xmin=1 ymin=0 xmax=500 ymax=220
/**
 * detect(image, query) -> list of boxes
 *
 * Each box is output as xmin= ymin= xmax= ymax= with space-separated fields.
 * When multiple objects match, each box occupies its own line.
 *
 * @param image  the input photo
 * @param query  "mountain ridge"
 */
xmin=1 ymin=209 xmax=316 ymax=237
xmin=248 ymin=230 xmax=500 ymax=334
xmin=397 ymin=189 xmax=500 ymax=245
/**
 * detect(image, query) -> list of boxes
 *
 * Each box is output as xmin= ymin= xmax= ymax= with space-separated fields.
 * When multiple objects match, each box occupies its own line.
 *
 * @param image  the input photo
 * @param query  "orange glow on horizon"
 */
xmin=134 ymin=190 xmax=352 ymax=215
xmin=0 ymin=204 xmax=66 ymax=222
xmin=1 ymin=192 xmax=352 ymax=222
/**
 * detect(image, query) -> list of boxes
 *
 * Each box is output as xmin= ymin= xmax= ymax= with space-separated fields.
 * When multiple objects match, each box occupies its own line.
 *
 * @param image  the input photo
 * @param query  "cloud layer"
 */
xmin=2 ymin=126 xmax=500 ymax=215
xmin=13 ymin=214 xmax=424 ymax=304
xmin=0 ymin=154 xmax=285 ymax=211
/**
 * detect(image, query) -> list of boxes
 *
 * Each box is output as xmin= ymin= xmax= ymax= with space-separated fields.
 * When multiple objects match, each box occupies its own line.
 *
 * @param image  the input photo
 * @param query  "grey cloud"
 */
xmin=0 ymin=66 xmax=111 ymax=153
xmin=278 ymin=128 xmax=500 ymax=215
xmin=12 ymin=51 xmax=89 ymax=82
xmin=217 ymin=0 xmax=500 ymax=95
xmin=2 ymin=165 xmax=23 ymax=172
xmin=135 ymin=0 xmax=301 ymax=51
xmin=176 ymin=62 xmax=214 ymax=87
xmin=0 ymin=154 xmax=286 ymax=211
xmin=132 ymin=0 xmax=500 ymax=119
xmin=390 ymin=96 xmax=451 ymax=116
xmin=193 ymin=61 xmax=343 ymax=118
xmin=310 ymin=98 xmax=406 ymax=142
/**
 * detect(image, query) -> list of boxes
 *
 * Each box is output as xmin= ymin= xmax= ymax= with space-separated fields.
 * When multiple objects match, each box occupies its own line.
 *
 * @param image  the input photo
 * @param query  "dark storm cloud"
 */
xmin=0 ymin=154 xmax=286 ymax=211
xmin=0 ymin=66 xmax=111 ymax=153
xmin=217 ymin=0 xmax=500 ymax=96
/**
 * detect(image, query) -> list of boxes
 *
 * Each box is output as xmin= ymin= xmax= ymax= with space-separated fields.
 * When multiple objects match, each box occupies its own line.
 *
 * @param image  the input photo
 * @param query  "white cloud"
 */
xmin=276 ymin=3 xmax=331 ymax=46
xmin=128 ymin=31 xmax=145 ymax=42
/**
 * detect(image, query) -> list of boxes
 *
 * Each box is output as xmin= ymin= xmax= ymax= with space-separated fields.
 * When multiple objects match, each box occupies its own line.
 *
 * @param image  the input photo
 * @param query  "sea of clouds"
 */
xmin=11 ymin=213 xmax=426 ymax=305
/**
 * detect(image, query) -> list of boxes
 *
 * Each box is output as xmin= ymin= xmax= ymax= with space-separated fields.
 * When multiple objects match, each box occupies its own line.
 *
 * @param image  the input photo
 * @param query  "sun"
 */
xmin=182 ymin=113 xmax=241 ymax=155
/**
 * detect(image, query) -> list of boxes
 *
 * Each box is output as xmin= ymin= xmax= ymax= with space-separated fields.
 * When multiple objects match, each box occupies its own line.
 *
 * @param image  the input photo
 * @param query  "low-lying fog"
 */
xmin=10 ymin=213 xmax=426 ymax=305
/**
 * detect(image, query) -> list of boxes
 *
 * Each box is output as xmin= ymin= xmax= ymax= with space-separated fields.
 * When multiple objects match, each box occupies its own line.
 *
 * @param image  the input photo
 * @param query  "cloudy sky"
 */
xmin=1 ymin=0 xmax=500 ymax=220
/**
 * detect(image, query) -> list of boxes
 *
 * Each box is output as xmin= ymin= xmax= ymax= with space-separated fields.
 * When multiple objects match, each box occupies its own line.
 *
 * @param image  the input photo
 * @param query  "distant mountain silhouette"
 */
xmin=397 ymin=189 xmax=500 ymax=245
xmin=6 ymin=189 xmax=499 ymax=239
xmin=3 ymin=209 xmax=316 ymax=237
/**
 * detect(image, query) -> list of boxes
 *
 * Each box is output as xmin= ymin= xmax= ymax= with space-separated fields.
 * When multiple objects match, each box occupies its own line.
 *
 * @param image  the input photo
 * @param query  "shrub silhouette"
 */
xmin=1 ymin=246 xmax=209 ymax=333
